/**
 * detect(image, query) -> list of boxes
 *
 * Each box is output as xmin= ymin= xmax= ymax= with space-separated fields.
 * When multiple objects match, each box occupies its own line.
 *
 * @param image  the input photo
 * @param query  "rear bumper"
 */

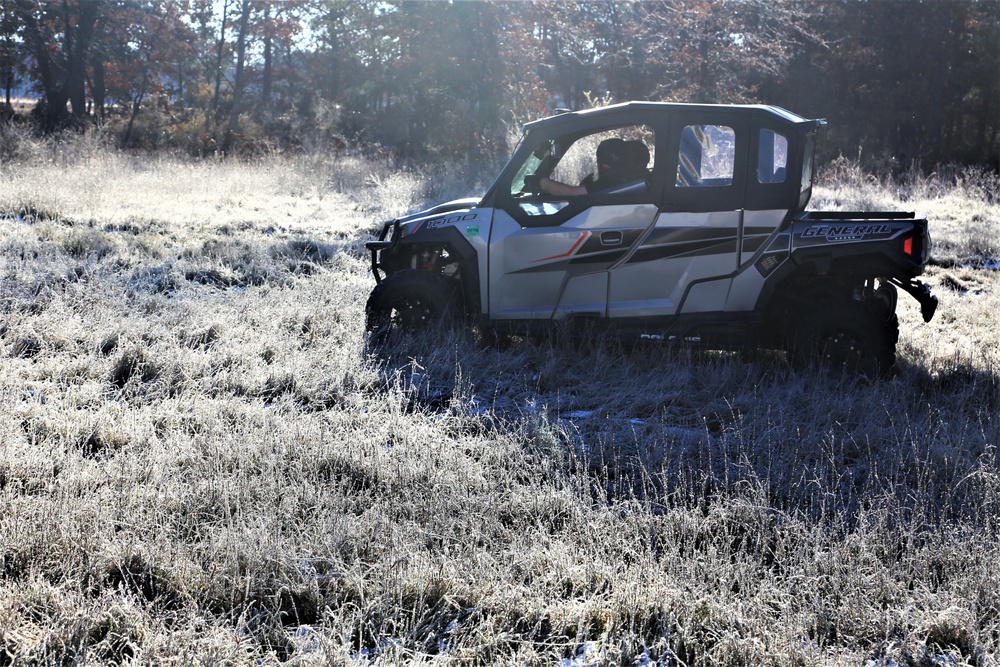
xmin=892 ymin=277 xmax=938 ymax=322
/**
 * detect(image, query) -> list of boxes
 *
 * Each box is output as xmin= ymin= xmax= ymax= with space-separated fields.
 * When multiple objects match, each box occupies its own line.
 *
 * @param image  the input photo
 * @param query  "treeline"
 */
xmin=2 ymin=0 xmax=997 ymax=167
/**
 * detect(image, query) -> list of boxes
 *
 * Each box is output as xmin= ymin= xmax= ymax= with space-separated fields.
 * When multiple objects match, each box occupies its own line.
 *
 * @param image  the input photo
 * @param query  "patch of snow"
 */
xmin=288 ymin=625 xmax=322 ymax=657
xmin=349 ymin=637 xmax=401 ymax=664
xmin=865 ymin=658 xmax=902 ymax=667
xmin=436 ymin=615 xmax=462 ymax=653
xmin=636 ymin=647 xmax=675 ymax=667
xmin=560 ymin=641 xmax=605 ymax=667
xmin=960 ymin=257 xmax=1000 ymax=271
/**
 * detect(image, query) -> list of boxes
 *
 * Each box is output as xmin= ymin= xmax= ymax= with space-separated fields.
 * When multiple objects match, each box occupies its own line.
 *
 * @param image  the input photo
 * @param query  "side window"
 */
xmin=549 ymin=131 xmax=607 ymax=186
xmin=757 ymin=129 xmax=788 ymax=184
xmin=551 ymin=124 xmax=655 ymax=193
xmin=509 ymin=124 xmax=655 ymax=200
xmin=676 ymin=125 xmax=735 ymax=187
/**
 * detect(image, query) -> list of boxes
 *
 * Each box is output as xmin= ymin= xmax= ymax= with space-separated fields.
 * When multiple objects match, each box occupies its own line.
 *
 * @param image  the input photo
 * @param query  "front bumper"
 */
xmin=365 ymin=219 xmax=400 ymax=283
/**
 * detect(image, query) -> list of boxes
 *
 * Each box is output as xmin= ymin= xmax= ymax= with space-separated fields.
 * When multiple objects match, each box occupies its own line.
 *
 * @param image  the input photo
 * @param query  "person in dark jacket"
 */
xmin=525 ymin=138 xmax=649 ymax=197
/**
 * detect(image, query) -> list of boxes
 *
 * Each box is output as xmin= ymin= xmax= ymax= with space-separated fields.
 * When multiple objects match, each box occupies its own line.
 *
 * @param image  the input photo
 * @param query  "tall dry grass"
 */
xmin=0 ymin=128 xmax=998 ymax=665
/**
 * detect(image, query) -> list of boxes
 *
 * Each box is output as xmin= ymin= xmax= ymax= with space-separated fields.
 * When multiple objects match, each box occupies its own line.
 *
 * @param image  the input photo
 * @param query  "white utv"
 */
xmin=365 ymin=103 xmax=937 ymax=377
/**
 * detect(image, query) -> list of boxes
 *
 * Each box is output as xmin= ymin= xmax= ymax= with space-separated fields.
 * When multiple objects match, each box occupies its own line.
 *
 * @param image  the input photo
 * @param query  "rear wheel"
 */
xmin=365 ymin=270 xmax=459 ymax=334
xmin=791 ymin=299 xmax=896 ymax=379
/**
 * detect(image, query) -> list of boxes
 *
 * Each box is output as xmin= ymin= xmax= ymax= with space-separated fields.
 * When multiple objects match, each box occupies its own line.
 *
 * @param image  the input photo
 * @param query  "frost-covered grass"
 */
xmin=0 ymin=133 xmax=998 ymax=665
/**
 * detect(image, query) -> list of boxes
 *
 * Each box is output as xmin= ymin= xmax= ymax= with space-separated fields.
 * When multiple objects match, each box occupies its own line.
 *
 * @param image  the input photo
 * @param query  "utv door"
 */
xmin=605 ymin=114 xmax=751 ymax=319
xmin=486 ymin=120 xmax=662 ymax=320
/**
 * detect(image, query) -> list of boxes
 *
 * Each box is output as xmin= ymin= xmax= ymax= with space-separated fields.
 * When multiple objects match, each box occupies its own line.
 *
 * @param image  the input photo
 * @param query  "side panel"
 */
xmin=739 ymin=209 xmax=789 ymax=267
xmin=614 ymin=209 xmax=789 ymax=317
xmin=727 ymin=213 xmax=792 ymax=312
xmin=723 ymin=209 xmax=790 ymax=311
xmin=556 ymin=273 xmax=609 ymax=317
xmin=789 ymin=213 xmax=927 ymax=279
xmin=487 ymin=204 xmax=659 ymax=319
xmin=608 ymin=211 xmax=741 ymax=318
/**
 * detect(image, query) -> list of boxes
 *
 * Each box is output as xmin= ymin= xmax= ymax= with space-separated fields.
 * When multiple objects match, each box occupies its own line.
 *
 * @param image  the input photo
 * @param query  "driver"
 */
xmin=524 ymin=138 xmax=648 ymax=196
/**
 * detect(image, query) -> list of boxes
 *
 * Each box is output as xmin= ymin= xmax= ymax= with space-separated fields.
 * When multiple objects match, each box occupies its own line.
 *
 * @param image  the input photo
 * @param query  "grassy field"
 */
xmin=0 ymin=131 xmax=998 ymax=666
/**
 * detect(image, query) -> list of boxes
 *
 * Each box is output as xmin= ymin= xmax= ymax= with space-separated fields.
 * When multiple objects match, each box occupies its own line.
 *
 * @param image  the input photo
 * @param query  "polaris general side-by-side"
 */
xmin=365 ymin=103 xmax=938 ymax=377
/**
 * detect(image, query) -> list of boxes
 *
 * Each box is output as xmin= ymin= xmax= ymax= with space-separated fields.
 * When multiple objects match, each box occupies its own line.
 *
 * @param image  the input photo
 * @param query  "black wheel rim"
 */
xmin=816 ymin=328 xmax=871 ymax=372
xmin=390 ymin=294 xmax=437 ymax=330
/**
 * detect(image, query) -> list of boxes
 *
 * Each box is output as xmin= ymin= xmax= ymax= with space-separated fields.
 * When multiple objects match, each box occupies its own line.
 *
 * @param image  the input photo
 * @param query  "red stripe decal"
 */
xmin=534 ymin=231 xmax=590 ymax=263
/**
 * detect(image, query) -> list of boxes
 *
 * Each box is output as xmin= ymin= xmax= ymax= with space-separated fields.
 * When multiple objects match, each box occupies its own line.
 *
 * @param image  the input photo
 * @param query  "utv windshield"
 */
xmin=510 ymin=140 xmax=552 ymax=195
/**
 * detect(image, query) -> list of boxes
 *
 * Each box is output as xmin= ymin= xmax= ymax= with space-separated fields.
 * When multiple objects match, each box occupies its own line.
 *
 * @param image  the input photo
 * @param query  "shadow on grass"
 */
xmin=363 ymin=322 xmax=1000 ymax=530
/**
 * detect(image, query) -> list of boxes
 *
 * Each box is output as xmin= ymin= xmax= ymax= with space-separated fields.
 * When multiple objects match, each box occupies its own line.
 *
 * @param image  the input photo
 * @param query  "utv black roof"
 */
xmin=522 ymin=102 xmax=825 ymax=133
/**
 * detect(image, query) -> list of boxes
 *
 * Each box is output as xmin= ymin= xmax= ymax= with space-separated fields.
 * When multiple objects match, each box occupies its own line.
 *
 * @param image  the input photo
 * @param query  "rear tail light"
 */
xmin=903 ymin=235 xmax=914 ymax=258
xmin=901 ymin=231 xmax=928 ymax=263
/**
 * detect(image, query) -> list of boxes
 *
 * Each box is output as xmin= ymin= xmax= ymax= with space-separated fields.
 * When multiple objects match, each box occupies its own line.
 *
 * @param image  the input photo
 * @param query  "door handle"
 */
xmin=600 ymin=231 xmax=624 ymax=246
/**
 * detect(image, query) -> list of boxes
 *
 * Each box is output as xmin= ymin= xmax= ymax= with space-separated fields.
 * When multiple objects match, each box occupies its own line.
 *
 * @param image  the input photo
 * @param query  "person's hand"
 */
xmin=522 ymin=173 xmax=542 ymax=194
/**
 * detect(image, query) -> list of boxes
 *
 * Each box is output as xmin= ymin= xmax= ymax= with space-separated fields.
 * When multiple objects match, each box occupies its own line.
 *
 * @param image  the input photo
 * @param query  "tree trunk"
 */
xmin=66 ymin=0 xmax=100 ymax=123
xmin=91 ymin=57 xmax=105 ymax=122
xmin=208 ymin=0 xmax=229 ymax=128
xmin=2 ymin=0 xmax=12 ymax=107
xmin=259 ymin=3 xmax=272 ymax=121
xmin=222 ymin=0 xmax=251 ymax=155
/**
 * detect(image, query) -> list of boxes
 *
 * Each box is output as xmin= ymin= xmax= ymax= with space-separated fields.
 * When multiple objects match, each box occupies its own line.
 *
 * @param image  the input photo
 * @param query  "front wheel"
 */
xmin=790 ymin=299 xmax=897 ymax=379
xmin=365 ymin=270 xmax=460 ymax=334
